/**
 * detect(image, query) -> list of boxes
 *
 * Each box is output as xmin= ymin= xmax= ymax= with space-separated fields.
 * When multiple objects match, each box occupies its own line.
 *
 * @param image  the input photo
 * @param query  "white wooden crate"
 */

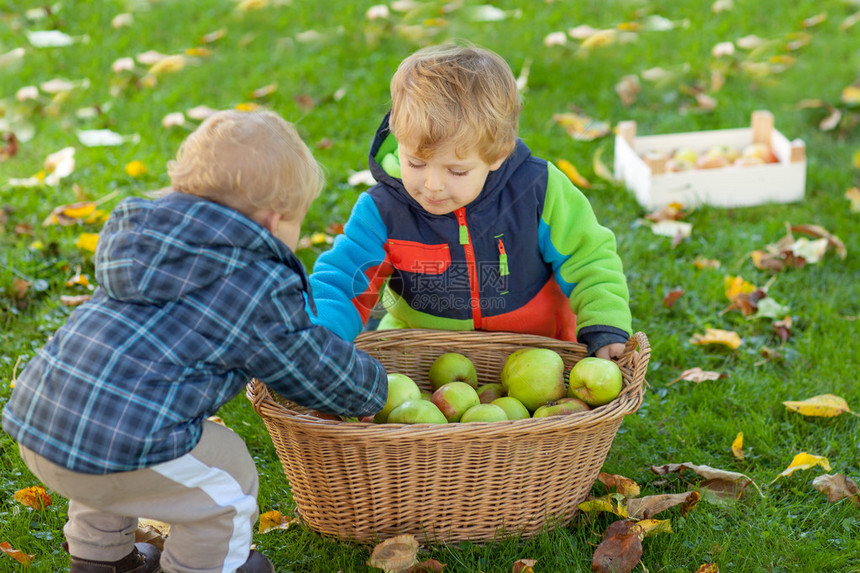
xmin=613 ymin=110 xmax=806 ymax=209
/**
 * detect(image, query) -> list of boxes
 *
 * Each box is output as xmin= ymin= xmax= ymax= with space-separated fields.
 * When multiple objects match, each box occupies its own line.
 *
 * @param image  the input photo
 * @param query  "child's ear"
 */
xmin=488 ymin=153 xmax=507 ymax=171
xmin=257 ymin=209 xmax=283 ymax=234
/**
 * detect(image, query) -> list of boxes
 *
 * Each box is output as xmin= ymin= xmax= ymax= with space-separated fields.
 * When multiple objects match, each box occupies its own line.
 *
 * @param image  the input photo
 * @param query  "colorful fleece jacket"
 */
xmin=310 ymin=114 xmax=632 ymax=355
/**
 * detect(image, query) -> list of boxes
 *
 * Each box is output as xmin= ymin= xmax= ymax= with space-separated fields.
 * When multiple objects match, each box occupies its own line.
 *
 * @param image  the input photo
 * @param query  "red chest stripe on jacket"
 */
xmin=352 ymin=260 xmax=393 ymax=323
xmin=384 ymin=239 xmax=451 ymax=275
xmin=455 ymin=207 xmax=482 ymax=329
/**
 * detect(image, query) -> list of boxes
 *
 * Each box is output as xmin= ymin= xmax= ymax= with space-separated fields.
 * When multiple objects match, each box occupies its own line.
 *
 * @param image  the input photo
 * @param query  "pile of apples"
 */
xmin=367 ymin=348 xmax=624 ymax=425
xmin=652 ymin=142 xmax=778 ymax=172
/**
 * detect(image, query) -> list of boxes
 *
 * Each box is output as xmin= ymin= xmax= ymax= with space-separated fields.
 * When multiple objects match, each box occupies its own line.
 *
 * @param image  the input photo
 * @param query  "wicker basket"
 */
xmin=247 ymin=330 xmax=649 ymax=545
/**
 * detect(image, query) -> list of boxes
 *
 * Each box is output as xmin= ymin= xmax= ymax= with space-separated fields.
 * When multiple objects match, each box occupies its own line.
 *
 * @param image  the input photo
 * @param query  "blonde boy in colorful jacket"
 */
xmin=310 ymin=43 xmax=632 ymax=360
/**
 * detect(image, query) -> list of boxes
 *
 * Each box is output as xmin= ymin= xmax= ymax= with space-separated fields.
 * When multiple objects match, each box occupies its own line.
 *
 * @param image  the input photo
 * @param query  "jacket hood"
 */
xmin=367 ymin=111 xmax=533 ymax=214
xmin=95 ymin=192 xmax=305 ymax=304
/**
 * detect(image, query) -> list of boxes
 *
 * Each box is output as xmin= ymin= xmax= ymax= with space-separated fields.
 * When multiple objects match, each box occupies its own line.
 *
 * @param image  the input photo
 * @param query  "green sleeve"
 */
xmin=540 ymin=163 xmax=632 ymax=335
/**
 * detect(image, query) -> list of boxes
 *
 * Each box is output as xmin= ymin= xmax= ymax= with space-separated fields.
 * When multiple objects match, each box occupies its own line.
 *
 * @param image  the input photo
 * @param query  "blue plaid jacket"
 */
xmin=2 ymin=193 xmax=387 ymax=474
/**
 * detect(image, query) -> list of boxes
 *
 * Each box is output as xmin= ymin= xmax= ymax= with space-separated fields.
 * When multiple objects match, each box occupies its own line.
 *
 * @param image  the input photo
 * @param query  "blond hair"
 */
xmin=167 ymin=109 xmax=323 ymax=219
xmin=389 ymin=43 xmax=521 ymax=164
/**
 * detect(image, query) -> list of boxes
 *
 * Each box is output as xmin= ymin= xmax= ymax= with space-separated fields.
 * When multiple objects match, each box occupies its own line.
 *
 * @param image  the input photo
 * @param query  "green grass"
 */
xmin=2 ymin=0 xmax=860 ymax=571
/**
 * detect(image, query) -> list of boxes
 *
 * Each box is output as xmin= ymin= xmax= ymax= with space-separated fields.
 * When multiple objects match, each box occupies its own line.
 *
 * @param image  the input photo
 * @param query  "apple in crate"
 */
xmin=459 ymin=403 xmax=508 ymax=423
xmin=532 ymin=397 xmax=591 ymax=418
xmin=567 ymin=357 xmax=623 ymax=407
xmin=431 ymin=381 xmax=480 ymax=422
xmin=373 ymin=373 xmax=422 ymax=423
xmin=490 ymin=396 xmax=530 ymax=420
xmin=476 ymin=383 xmax=506 ymax=403
xmin=500 ymin=348 xmax=566 ymax=412
xmin=428 ymin=352 xmax=478 ymax=389
xmin=387 ymin=399 xmax=448 ymax=424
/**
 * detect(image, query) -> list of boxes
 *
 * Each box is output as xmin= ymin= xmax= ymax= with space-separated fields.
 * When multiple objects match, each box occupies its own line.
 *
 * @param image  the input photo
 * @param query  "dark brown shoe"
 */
xmin=236 ymin=550 xmax=274 ymax=573
xmin=68 ymin=542 xmax=162 ymax=573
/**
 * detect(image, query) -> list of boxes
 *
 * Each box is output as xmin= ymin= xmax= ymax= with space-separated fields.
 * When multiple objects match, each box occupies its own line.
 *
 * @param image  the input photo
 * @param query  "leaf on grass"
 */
xmin=662 ymin=288 xmax=684 ymax=309
xmin=556 ymin=159 xmax=591 ymax=189
xmin=846 ymin=187 xmax=860 ymax=212
xmin=615 ymin=74 xmax=641 ymax=106
xmin=552 ymin=112 xmax=611 ymax=141
xmin=43 ymin=201 xmax=97 ymax=226
xmin=782 ymin=394 xmax=852 ymax=417
xmin=577 ymin=493 xmax=628 ymax=517
xmin=645 ymin=202 xmax=686 ymax=223
xmin=13 ymin=485 xmax=52 ymax=509
xmin=628 ymin=491 xmax=700 ymax=519
xmin=669 ymin=367 xmax=727 ymax=385
xmin=650 ymin=220 xmax=692 ymax=240
xmin=724 ymin=275 xmax=755 ymax=301
xmin=812 ymin=474 xmax=860 ymax=505
xmin=77 ymin=129 xmax=140 ymax=147
xmin=368 ymin=534 xmax=419 ymax=573
xmin=731 ymin=432 xmax=744 ymax=460
xmin=693 ymin=257 xmax=721 ymax=270
xmin=790 ymin=224 xmax=847 ymax=259
xmin=125 ymin=160 xmax=146 ymax=177
xmin=135 ymin=518 xmax=170 ymax=551
xmin=43 ymin=146 xmax=76 ymax=186
xmin=689 ymin=329 xmax=741 ymax=349
xmin=258 ymin=510 xmax=296 ymax=533
xmin=403 ymin=559 xmax=446 ymax=573
xmin=61 ymin=294 xmax=91 ymax=307
xmin=773 ymin=315 xmax=793 ymax=344
xmin=632 ymin=518 xmax=673 ymax=538
xmin=771 ymin=452 xmax=831 ymax=484
xmin=650 ymin=463 xmax=760 ymax=499
xmin=0 ymin=541 xmax=35 ymax=565
xmin=512 ymin=559 xmax=538 ymax=573
xmin=695 ymin=565 xmax=719 ymax=573
xmin=597 ymin=472 xmax=641 ymax=498
xmin=76 ymin=232 xmax=99 ymax=253
xmin=592 ymin=520 xmax=642 ymax=573
xmin=593 ymin=145 xmax=616 ymax=183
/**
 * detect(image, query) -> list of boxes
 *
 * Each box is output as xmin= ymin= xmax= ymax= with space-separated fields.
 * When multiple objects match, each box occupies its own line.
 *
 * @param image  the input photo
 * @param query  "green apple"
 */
xmin=428 ymin=352 xmax=478 ymax=389
xmin=420 ymin=389 xmax=433 ymax=401
xmin=431 ymin=381 xmax=480 ymax=422
xmin=373 ymin=373 xmax=422 ymax=423
xmin=459 ymin=403 xmax=508 ymax=423
xmin=490 ymin=396 xmax=530 ymax=420
xmin=476 ymin=383 xmax=506 ymax=403
xmin=500 ymin=348 xmax=566 ymax=412
xmin=387 ymin=399 xmax=448 ymax=424
xmin=532 ymin=397 xmax=591 ymax=418
xmin=567 ymin=357 xmax=623 ymax=407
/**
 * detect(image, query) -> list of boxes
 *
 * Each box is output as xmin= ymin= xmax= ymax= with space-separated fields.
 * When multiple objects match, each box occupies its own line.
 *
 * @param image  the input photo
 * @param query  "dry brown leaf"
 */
xmin=60 ymin=294 xmax=91 ymax=307
xmin=645 ymin=202 xmax=686 ymax=222
xmin=662 ymin=289 xmax=684 ymax=309
xmin=615 ymin=74 xmax=640 ymax=106
xmin=403 ymin=559 xmax=446 ymax=573
xmin=552 ymin=112 xmax=611 ymax=141
xmin=790 ymin=224 xmax=847 ymax=259
xmin=368 ymin=535 xmax=419 ymax=573
xmin=592 ymin=520 xmax=642 ymax=573
xmin=627 ymin=491 xmax=700 ymax=519
xmin=597 ymin=472 xmax=641 ymax=498
xmin=668 ymin=367 xmax=727 ymax=385
xmin=650 ymin=462 xmax=761 ymax=499
xmin=512 ymin=558 xmax=538 ymax=573
xmin=258 ymin=510 xmax=296 ymax=533
xmin=135 ymin=519 xmax=170 ymax=551
xmin=812 ymin=474 xmax=860 ymax=505
xmin=0 ymin=541 xmax=35 ymax=565
xmin=693 ymin=257 xmax=721 ymax=270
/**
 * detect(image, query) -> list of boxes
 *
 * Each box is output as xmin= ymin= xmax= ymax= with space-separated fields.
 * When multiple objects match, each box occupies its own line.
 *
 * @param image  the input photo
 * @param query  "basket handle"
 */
xmin=246 ymin=378 xmax=271 ymax=415
xmin=620 ymin=332 xmax=650 ymax=396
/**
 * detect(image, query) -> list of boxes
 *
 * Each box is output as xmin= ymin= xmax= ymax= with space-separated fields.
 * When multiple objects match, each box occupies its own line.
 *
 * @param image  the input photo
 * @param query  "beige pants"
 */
xmin=19 ymin=420 xmax=259 ymax=573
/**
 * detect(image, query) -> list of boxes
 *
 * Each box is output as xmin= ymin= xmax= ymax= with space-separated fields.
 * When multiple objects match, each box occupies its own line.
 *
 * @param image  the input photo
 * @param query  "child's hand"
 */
xmin=594 ymin=342 xmax=626 ymax=361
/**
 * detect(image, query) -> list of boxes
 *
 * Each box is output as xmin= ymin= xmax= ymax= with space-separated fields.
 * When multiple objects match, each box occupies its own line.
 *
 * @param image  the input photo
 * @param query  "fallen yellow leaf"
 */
xmin=556 ymin=158 xmax=591 ymax=189
xmin=782 ymin=394 xmax=852 ymax=417
xmin=632 ymin=518 xmax=672 ymax=538
xmin=0 ymin=541 xmax=35 ymax=565
xmin=13 ymin=485 xmax=52 ymax=510
xmin=593 ymin=145 xmax=616 ymax=183
xmin=125 ymin=160 xmax=146 ymax=177
xmin=76 ymin=232 xmax=99 ymax=252
xmin=731 ymin=432 xmax=744 ymax=460
xmin=846 ymin=187 xmax=860 ymax=213
xmin=771 ymin=452 xmax=831 ymax=484
xmin=577 ymin=493 xmax=628 ymax=517
xmin=724 ymin=275 xmax=756 ymax=302
xmin=689 ymin=328 xmax=742 ymax=349
xmin=258 ymin=510 xmax=296 ymax=533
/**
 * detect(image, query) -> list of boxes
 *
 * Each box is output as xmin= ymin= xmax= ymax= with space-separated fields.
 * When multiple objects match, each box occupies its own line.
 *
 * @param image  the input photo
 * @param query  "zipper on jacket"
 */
xmin=455 ymin=207 xmax=482 ymax=329
xmin=497 ymin=237 xmax=509 ymax=277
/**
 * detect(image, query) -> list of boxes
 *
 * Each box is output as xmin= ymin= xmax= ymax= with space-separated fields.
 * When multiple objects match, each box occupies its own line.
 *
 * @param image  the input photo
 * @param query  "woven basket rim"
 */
xmin=248 ymin=330 xmax=649 ymax=438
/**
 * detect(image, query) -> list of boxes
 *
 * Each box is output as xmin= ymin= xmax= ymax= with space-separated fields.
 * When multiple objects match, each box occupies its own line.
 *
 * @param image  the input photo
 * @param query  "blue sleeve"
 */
xmin=309 ymin=192 xmax=391 ymax=341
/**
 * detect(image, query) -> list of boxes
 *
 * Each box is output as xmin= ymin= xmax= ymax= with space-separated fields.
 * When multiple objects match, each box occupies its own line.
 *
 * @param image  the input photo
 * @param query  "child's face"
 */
xmin=398 ymin=142 xmax=504 ymax=215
